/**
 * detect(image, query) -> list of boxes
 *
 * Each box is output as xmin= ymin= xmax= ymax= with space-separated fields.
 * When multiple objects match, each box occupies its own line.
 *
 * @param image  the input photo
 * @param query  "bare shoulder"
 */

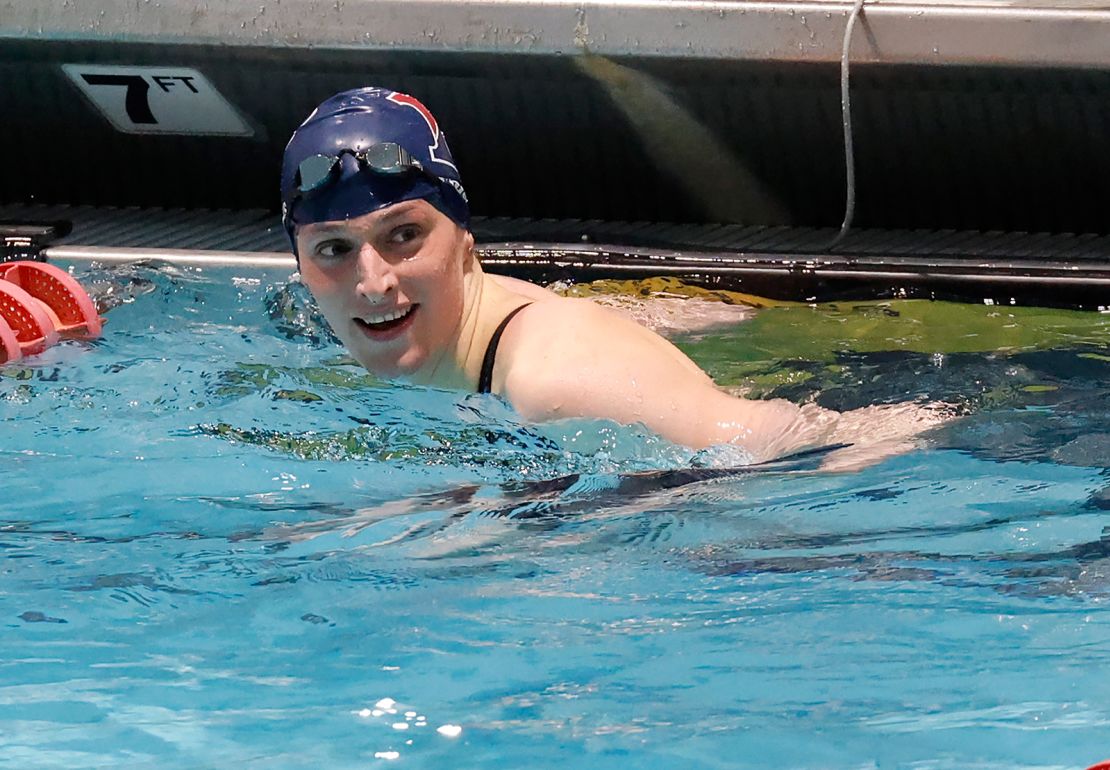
xmin=497 ymin=297 xmax=604 ymax=376
xmin=516 ymin=294 xmax=610 ymax=326
xmin=487 ymin=273 xmax=562 ymax=303
xmin=509 ymin=296 xmax=662 ymax=357
xmin=496 ymin=296 xmax=716 ymax=423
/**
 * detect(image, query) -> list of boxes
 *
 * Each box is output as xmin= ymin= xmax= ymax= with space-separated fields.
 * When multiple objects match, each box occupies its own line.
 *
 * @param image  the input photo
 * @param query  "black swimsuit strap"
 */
xmin=477 ymin=303 xmax=532 ymax=394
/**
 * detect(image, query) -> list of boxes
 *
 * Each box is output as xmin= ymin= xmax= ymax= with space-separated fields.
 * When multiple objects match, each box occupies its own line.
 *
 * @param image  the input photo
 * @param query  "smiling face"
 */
xmin=295 ymin=199 xmax=476 ymax=379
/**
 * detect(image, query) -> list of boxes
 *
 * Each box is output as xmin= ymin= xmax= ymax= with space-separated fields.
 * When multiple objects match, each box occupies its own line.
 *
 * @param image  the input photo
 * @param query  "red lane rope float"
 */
xmin=0 ymin=261 xmax=102 ymax=364
xmin=0 ymin=280 xmax=59 ymax=362
xmin=1086 ymin=762 xmax=1110 ymax=770
xmin=0 ymin=313 xmax=22 ymax=363
xmin=0 ymin=262 xmax=102 ymax=337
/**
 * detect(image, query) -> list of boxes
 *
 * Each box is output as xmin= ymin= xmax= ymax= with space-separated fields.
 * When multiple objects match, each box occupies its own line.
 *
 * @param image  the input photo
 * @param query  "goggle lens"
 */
xmin=363 ymin=142 xmax=415 ymax=174
xmin=296 ymin=154 xmax=340 ymax=193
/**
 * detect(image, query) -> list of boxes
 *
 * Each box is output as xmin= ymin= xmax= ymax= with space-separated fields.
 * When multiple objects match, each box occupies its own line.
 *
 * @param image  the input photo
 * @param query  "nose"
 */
xmin=354 ymin=242 xmax=398 ymax=301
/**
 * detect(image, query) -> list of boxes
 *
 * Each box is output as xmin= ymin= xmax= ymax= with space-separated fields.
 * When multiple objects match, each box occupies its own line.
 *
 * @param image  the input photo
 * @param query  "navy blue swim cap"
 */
xmin=281 ymin=87 xmax=470 ymax=248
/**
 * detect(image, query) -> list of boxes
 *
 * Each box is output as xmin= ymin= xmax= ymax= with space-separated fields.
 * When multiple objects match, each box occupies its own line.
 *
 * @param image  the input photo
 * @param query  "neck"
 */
xmin=408 ymin=262 xmax=518 ymax=391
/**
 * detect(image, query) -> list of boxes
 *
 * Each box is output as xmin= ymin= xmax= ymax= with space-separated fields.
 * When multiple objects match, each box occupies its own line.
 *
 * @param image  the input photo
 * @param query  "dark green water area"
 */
xmin=677 ymin=295 xmax=1110 ymax=473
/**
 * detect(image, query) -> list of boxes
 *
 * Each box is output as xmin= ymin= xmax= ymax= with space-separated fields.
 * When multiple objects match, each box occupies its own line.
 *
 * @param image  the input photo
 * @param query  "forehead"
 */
xmin=297 ymin=199 xmax=444 ymax=238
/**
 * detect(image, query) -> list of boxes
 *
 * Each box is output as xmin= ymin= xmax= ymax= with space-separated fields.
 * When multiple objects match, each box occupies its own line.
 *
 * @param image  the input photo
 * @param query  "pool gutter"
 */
xmin=37 ymin=241 xmax=1110 ymax=310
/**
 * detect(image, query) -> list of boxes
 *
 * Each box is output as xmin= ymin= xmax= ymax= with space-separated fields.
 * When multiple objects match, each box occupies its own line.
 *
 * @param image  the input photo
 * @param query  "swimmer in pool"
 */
xmin=281 ymin=87 xmax=947 ymax=468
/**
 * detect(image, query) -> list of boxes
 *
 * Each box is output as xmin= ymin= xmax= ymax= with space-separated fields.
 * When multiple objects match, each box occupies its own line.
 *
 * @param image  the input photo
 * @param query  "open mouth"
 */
xmin=354 ymin=304 xmax=418 ymax=337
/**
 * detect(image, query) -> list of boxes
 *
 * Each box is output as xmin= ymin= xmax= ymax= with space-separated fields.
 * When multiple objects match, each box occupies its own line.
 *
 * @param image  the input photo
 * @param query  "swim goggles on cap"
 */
xmin=293 ymin=142 xmax=440 ymax=195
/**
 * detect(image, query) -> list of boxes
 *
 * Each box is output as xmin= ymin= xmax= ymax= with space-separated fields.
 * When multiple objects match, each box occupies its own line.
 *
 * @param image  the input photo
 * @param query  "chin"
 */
xmin=355 ymin=348 xmax=426 ymax=380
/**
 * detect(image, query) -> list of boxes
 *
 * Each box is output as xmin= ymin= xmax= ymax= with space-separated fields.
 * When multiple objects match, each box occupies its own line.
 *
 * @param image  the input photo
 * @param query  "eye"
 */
xmin=312 ymin=239 xmax=354 ymax=259
xmin=388 ymin=224 xmax=422 ymax=246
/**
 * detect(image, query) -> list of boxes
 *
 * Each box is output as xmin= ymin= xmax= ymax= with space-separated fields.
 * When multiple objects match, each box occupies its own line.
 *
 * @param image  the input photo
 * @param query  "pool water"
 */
xmin=2 ymin=263 xmax=1109 ymax=769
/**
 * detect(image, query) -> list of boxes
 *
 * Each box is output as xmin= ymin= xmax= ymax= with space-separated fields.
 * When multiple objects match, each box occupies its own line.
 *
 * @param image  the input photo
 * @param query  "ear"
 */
xmin=461 ymin=229 xmax=476 ymax=266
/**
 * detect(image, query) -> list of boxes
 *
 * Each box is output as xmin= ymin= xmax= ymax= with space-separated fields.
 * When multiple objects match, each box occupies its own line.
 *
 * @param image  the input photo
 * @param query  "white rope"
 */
xmin=828 ymin=0 xmax=868 ymax=251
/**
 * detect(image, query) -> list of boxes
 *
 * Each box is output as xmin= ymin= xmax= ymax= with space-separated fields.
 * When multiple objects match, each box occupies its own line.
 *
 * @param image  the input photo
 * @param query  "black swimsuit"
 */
xmin=477 ymin=304 xmax=531 ymax=394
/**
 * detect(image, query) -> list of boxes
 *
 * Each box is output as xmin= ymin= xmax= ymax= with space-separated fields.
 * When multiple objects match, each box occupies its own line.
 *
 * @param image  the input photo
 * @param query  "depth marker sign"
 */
xmin=62 ymin=64 xmax=253 ymax=136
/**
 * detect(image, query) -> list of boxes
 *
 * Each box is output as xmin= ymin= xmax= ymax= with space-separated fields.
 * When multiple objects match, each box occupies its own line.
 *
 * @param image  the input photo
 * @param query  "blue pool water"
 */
xmin=2 ymin=263 xmax=1109 ymax=769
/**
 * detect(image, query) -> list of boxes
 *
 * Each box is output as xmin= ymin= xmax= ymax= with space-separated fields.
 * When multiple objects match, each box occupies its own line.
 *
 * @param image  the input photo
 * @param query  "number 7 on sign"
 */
xmin=62 ymin=65 xmax=252 ymax=137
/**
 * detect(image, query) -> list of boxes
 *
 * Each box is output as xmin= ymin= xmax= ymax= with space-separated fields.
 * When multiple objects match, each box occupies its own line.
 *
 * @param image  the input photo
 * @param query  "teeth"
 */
xmin=364 ymin=306 xmax=411 ymax=325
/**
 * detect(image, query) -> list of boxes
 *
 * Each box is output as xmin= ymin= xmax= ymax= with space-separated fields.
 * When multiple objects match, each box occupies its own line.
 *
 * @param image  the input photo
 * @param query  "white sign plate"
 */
xmin=62 ymin=64 xmax=253 ymax=137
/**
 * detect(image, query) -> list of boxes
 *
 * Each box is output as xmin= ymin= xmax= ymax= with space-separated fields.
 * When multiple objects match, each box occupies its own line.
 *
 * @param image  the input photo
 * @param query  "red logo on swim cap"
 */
xmin=386 ymin=91 xmax=457 ymax=173
xmin=387 ymin=92 xmax=438 ymax=137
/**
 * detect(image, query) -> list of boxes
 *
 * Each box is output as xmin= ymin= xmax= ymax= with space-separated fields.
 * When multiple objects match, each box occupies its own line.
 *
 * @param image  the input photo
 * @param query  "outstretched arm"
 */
xmin=499 ymin=298 xmax=950 ymax=465
xmin=499 ymin=299 xmax=838 ymax=461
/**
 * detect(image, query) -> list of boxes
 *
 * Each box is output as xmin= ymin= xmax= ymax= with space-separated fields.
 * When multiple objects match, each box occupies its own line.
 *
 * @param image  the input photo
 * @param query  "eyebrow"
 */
xmin=375 ymin=202 xmax=424 ymax=223
xmin=302 ymin=223 xmax=349 ymax=235
xmin=302 ymin=203 xmax=425 ymax=235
